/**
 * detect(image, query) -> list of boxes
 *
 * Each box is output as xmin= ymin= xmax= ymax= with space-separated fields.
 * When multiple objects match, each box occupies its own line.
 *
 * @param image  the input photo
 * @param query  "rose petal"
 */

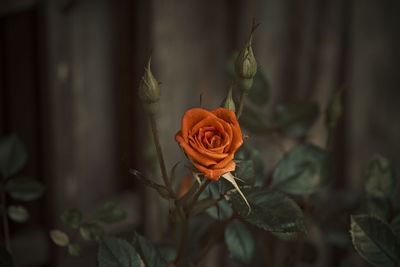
xmin=176 ymin=134 xmax=217 ymax=166
xmin=212 ymin=108 xmax=243 ymax=152
xmin=192 ymin=160 xmax=236 ymax=181
xmin=212 ymin=153 xmax=234 ymax=169
xmin=191 ymin=137 xmax=228 ymax=160
xmin=191 ymin=116 xmax=225 ymax=136
xmin=181 ymin=108 xmax=215 ymax=142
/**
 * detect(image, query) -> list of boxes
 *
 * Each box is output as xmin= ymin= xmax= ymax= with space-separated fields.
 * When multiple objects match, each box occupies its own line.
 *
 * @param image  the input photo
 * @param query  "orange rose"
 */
xmin=175 ymin=107 xmax=243 ymax=181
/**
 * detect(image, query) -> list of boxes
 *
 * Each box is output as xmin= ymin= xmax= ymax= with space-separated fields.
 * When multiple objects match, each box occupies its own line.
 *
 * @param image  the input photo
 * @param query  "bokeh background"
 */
xmin=1 ymin=0 xmax=400 ymax=266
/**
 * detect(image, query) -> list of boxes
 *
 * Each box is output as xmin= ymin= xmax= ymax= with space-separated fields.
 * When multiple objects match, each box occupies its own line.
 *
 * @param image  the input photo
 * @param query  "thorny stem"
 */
xmin=187 ymin=180 xmax=211 ymax=212
xmin=236 ymin=91 xmax=246 ymax=119
xmin=149 ymin=114 xmax=176 ymax=198
xmin=174 ymin=179 xmax=211 ymax=266
xmin=174 ymin=210 xmax=189 ymax=266
xmin=0 ymin=178 xmax=11 ymax=252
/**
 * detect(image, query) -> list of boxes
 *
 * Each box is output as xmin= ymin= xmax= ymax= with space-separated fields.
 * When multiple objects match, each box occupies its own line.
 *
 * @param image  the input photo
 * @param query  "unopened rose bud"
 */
xmin=223 ymin=87 xmax=236 ymax=112
xmin=235 ymin=36 xmax=257 ymax=80
xmin=138 ymin=58 xmax=161 ymax=113
xmin=237 ymin=78 xmax=253 ymax=92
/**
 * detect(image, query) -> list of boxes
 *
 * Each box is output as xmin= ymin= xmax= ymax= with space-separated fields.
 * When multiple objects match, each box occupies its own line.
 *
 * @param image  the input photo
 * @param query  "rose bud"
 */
xmin=138 ymin=58 xmax=161 ymax=114
xmin=235 ymin=36 xmax=257 ymax=80
xmin=175 ymin=108 xmax=243 ymax=180
xmin=223 ymin=87 xmax=236 ymax=112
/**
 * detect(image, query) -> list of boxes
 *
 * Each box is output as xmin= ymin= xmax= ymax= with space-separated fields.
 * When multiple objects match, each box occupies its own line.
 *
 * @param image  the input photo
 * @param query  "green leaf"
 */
xmin=390 ymin=214 xmax=400 ymax=238
xmin=191 ymin=198 xmax=219 ymax=217
xmin=239 ymin=106 xmax=271 ymax=134
xmin=235 ymin=160 xmax=255 ymax=185
xmin=204 ymin=183 xmax=233 ymax=221
xmin=80 ymin=223 xmax=104 ymax=241
xmin=228 ymin=187 xmax=305 ymax=234
xmin=272 ymin=144 xmax=328 ymax=195
xmin=0 ymin=247 xmax=13 ymax=267
xmin=98 ymin=236 xmax=140 ymax=267
xmin=350 ymin=215 xmax=400 ymax=267
xmin=61 ymin=208 xmax=83 ymax=229
xmin=68 ymin=243 xmax=82 ymax=257
xmin=95 ymin=202 xmax=127 ymax=224
xmin=0 ymin=134 xmax=27 ymax=178
xmin=235 ymin=144 xmax=266 ymax=186
xmin=225 ymin=220 xmax=255 ymax=265
xmin=132 ymin=232 xmax=167 ymax=267
xmin=50 ymin=229 xmax=70 ymax=247
xmin=7 ymin=205 xmax=29 ymax=223
xmin=274 ymin=102 xmax=319 ymax=138
xmin=248 ymin=69 xmax=270 ymax=106
xmin=5 ymin=177 xmax=44 ymax=202
xmin=365 ymin=155 xmax=396 ymax=199
xmin=156 ymin=243 xmax=177 ymax=262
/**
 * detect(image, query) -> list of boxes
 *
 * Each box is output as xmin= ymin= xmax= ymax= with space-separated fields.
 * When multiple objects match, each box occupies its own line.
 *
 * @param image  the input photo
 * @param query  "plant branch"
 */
xmin=187 ymin=180 xmax=211 ymax=212
xmin=149 ymin=114 xmax=175 ymax=198
xmin=173 ymin=209 xmax=189 ymax=266
xmin=236 ymin=91 xmax=246 ymax=119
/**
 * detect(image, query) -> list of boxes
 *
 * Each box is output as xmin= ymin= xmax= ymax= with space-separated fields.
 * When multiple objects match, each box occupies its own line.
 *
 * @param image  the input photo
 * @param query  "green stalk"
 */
xmin=149 ymin=114 xmax=175 ymax=199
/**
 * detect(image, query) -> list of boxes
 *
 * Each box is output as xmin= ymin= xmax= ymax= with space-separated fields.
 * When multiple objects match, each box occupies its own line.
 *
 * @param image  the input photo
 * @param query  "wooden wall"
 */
xmin=1 ymin=0 xmax=400 ymax=266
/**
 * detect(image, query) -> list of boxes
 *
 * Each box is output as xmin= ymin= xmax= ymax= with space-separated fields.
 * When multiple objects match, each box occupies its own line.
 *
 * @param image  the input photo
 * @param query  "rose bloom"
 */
xmin=175 ymin=108 xmax=243 ymax=180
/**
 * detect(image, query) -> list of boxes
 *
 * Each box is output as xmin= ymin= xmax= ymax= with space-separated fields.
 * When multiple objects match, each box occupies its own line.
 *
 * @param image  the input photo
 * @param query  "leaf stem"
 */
xmin=149 ymin=114 xmax=175 ymax=199
xmin=0 ymin=180 xmax=11 ymax=252
xmin=236 ymin=91 xmax=246 ymax=119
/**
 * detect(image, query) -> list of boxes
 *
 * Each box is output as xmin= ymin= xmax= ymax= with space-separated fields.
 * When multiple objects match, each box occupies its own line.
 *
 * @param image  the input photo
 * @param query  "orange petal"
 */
xmin=212 ymin=153 xmax=234 ymax=169
xmin=176 ymin=134 xmax=217 ymax=166
xmin=212 ymin=108 xmax=243 ymax=153
xmin=191 ymin=116 xmax=224 ymax=135
xmin=192 ymin=160 xmax=236 ymax=181
xmin=181 ymin=108 xmax=214 ymax=143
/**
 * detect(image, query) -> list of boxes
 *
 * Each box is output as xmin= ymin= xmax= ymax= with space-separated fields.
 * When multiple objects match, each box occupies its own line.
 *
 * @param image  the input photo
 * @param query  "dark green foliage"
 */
xmin=225 ymin=220 xmax=255 ymax=265
xmin=0 ymin=135 xmax=27 ymax=178
xmin=61 ymin=208 xmax=83 ymax=229
xmin=98 ymin=236 xmax=140 ymax=267
xmin=228 ymin=187 xmax=305 ymax=235
xmin=350 ymin=215 xmax=400 ymax=267
xmin=5 ymin=177 xmax=44 ymax=202
xmin=272 ymin=144 xmax=328 ymax=195
xmin=132 ymin=232 xmax=167 ymax=267
xmin=235 ymin=144 xmax=266 ymax=186
xmin=274 ymin=102 xmax=319 ymax=138
xmin=95 ymin=202 xmax=127 ymax=224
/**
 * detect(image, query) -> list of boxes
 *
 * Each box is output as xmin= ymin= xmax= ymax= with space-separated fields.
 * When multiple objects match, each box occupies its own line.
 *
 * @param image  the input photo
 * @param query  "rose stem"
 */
xmin=187 ymin=179 xmax=211 ymax=212
xmin=174 ymin=179 xmax=210 ymax=265
xmin=149 ymin=114 xmax=175 ymax=198
xmin=174 ymin=213 xmax=188 ymax=266
xmin=0 ymin=177 xmax=11 ymax=252
xmin=236 ymin=91 xmax=246 ymax=119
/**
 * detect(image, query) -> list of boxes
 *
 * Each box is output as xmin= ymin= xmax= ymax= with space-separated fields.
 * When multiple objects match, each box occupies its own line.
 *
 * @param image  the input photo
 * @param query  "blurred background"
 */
xmin=1 ymin=0 xmax=399 ymax=266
